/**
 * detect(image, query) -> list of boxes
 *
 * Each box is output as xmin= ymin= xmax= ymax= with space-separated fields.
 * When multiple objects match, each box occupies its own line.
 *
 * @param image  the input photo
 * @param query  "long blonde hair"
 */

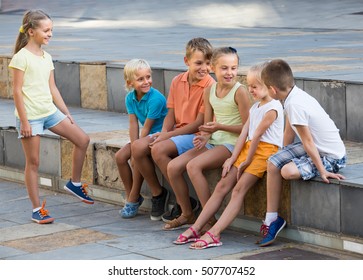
xmin=14 ymin=10 xmax=52 ymax=54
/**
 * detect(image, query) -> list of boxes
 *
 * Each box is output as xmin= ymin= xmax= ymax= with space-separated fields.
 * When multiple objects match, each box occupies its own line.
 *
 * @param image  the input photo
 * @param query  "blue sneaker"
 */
xmin=32 ymin=200 xmax=54 ymax=224
xmin=119 ymin=196 xmax=144 ymax=219
xmin=259 ymin=216 xmax=286 ymax=247
xmin=64 ymin=180 xmax=94 ymax=204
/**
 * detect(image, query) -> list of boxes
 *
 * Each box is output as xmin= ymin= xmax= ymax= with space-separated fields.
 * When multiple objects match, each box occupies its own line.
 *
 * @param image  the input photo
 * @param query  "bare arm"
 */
xmin=283 ymin=117 xmax=296 ymax=146
xmin=49 ymin=70 xmax=73 ymax=122
xmin=128 ymin=114 xmax=139 ymax=143
xmin=140 ymin=118 xmax=155 ymax=138
xmin=12 ymin=68 xmax=31 ymax=137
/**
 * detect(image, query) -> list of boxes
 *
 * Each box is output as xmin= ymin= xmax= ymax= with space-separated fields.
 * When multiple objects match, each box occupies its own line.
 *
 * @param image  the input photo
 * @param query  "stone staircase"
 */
xmin=1 ymin=58 xmax=363 ymax=256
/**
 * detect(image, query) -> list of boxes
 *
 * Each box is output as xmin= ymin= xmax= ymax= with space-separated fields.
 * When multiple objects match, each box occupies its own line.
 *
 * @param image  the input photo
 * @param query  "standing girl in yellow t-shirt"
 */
xmin=9 ymin=10 xmax=93 ymax=224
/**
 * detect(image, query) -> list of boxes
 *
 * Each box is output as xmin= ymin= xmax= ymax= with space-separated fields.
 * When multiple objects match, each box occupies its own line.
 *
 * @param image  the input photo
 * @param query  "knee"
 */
xmin=186 ymin=160 xmax=198 ymax=177
xmin=167 ymin=159 xmax=183 ymax=179
xmin=281 ymin=165 xmax=298 ymax=180
xmin=79 ymin=134 xmax=90 ymax=150
xmin=214 ymin=181 xmax=230 ymax=197
xmin=151 ymin=143 xmax=162 ymax=163
xmin=26 ymin=156 xmax=40 ymax=169
xmin=115 ymin=148 xmax=129 ymax=166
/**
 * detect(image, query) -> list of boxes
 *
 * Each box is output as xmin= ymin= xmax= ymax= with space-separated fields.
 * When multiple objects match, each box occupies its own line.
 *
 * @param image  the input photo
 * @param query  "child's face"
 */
xmin=128 ymin=68 xmax=152 ymax=94
xmin=29 ymin=18 xmax=53 ymax=46
xmin=247 ymin=75 xmax=268 ymax=101
xmin=184 ymin=50 xmax=211 ymax=84
xmin=212 ymin=54 xmax=238 ymax=85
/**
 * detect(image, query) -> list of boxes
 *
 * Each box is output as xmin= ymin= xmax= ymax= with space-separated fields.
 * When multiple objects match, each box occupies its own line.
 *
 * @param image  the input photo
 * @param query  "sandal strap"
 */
xmin=189 ymin=226 xmax=199 ymax=239
xmin=205 ymin=231 xmax=220 ymax=243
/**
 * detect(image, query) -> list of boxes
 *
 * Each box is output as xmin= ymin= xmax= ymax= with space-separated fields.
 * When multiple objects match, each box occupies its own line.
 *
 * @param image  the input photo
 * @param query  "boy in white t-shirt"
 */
xmin=259 ymin=59 xmax=346 ymax=247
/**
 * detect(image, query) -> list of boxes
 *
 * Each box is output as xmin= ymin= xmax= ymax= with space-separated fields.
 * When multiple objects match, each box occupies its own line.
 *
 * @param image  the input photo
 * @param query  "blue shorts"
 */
xmin=16 ymin=109 xmax=66 ymax=138
xmin=268 ymin=142 xmax=347 ymax=180
xmin=170 ymin=134 xmax=195 ymax=155
xmin=205 ymin=143 xmax=234 ymax=153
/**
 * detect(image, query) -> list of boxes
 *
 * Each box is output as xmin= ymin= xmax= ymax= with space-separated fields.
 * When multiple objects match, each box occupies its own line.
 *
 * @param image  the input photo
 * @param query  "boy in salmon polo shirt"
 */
xmin=132 ymin=38 xmax=215 ymax=221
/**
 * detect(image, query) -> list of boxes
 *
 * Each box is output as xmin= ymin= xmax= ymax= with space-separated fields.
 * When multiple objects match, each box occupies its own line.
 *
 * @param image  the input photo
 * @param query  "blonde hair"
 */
xmin=123 ymin=59 xmax=151 ymax=91
xmin=247 ymin=61 xmax=269 ymax=85
xmin=211 ymin=47 xmax=239 ymax=67
xmin=14 ymin=10 xmax=52 ymax=54
xmin=185 ymin=37 xmax=213 ymax=60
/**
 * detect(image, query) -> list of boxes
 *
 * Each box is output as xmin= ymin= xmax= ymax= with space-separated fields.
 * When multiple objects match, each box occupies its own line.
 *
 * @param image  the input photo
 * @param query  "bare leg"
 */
xmin=205 ymin=173 xmax=259 ymax=241
xmin=266 ymin=161 xmax=284 ymax=212
xmin=132 ymin=137 xmax=163 ymax=196
xmin=151 ymin=139 xmax=178 ymax=184
xmin=115 ymin=143 xmax=132 ymax=199
xmin=187 ymin=146 xmax=231 ymax=207
xmin=50 ymin=118 xmax=90 ymax=182
xmin=21 ymin=136 xmax=41 ymax=209
xmin=166 ymin=147 xmax=205 ymax=225
xmin=176 ymin=167 xmax=237 ymax=240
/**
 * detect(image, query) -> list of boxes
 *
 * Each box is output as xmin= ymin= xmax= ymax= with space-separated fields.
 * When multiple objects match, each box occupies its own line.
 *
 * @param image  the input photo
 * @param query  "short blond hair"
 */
xmin=247 ymin=61 xmax=269 ymax=85
xmin=123 ymin=59 xmax=151 ymax=91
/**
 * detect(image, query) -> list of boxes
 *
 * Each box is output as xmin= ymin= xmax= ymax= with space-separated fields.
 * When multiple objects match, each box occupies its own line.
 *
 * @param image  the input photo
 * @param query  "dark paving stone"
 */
xmin=240 ymin=247 xmax=338 ymax=260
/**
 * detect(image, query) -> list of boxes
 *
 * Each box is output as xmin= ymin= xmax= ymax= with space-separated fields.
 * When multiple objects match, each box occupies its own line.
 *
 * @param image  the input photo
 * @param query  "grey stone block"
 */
xmin=151 ymin=68 xmax=165 ymax=95
xmin=291 ymin=180 xmax=340 ymax=233
xmin=346 ymin=83 xmax=363 ymax=142
xmin=106 ymin=66 xmax=126 ymax=113
xmin=54 ymin=61 xmax=81 ymax=107
xmin=0 ymin=130 xmax=4 ymax=165
xmin=4 ymin=129 xmax=24 ymax=169
xmin=341 ymin=186 xmax=363 ymax=237
xmin=163 ymin=70 xmax=183 ymax=98
xmin=303 ymin=80 xmax=346 ymax=139
xmin=4 ymin=130 xmax=60 ymax=175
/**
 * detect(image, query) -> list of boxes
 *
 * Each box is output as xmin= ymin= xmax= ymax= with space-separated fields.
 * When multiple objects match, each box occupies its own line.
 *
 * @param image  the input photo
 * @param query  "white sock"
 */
xmin=264 ymin=212 xmax=278 ymax=226
xmin=33 ymin=207 xmax=41 ymax=212
xmin=72 ymin=181 xmax=82 ymax=187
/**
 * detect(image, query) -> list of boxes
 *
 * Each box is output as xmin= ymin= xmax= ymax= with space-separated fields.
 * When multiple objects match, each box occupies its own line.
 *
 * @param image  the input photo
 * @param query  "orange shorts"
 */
xmin=233 ymin=141 xmax=279 ymax=178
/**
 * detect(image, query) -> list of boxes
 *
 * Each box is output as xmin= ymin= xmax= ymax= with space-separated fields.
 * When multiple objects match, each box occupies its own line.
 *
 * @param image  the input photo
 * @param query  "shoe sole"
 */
xmin=259 ymin=220 xmax=287 ymax=247
xmin=64 ymin=186 xmax=94 ymax=204
xmin=32 ymin=217 xmax=55 ymax=224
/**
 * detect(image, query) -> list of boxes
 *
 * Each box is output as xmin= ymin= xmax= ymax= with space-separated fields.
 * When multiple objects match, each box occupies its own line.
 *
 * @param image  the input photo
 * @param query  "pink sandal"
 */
xmin=189 ymin=231 xmax=222 ymax=250
xmin=173 ymin=227 xmax=200 ymax=245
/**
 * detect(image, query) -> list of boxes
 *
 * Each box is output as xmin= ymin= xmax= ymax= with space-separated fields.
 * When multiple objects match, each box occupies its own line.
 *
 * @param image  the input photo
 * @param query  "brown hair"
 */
xmin=185 ymin=37 xmax=213 ymax=60
xmin=14 ymin=10 xmax=52 ymax=54
xmin=261 ymin=59 xmax=294 ymax=91
xmin=211 ymin=47 xmax=239 ymax=67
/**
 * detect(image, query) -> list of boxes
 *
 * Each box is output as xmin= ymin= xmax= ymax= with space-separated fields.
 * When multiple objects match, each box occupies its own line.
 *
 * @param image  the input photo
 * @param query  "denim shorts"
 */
xmin=170 ymin=134 xmax=195 ymax=155
xmin=269 ymin=142 xmax=347 ymax=180
xmin=205 ymin=142 xmax=234 ymax=153
xmin=16 ymin=109 xmax=66 ymax=138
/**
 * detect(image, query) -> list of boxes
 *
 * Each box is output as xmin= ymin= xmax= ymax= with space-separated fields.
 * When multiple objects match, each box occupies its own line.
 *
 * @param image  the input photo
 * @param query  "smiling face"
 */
xmin=247 ymin=74 xmax=268 ymax=101
xmin=184 ymin=50 xmax=211 ymax=84
xmin=128 ymin=67 xmax=152 ymax=96
xmin=28 ymin=18 xmax=53 ymax=46
xmin=212 ymin=53 xmax=238 ymax=86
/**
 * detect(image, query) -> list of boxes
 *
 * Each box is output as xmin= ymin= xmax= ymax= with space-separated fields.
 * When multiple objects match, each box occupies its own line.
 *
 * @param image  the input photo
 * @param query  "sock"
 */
xmin=265 ymin=212 xmax=278 ymax=226
xmin=71 ymin=181 xmax=82 ymax=187
xmin=33 ymin=207 xmax=41 ymax=213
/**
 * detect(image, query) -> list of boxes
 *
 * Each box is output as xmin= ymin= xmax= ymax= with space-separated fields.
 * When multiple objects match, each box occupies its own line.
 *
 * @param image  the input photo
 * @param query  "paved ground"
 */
xmin=0 ymin=0 xmax=363 ymax=82
xmin=1 ymin=178 xmax=361 ymax=260
xmin=1 ymin=0 xmax=363 ymax=264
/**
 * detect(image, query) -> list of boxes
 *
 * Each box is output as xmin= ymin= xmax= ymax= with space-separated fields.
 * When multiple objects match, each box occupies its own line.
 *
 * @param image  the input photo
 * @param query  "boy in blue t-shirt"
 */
xmin=115 ymin=59 xmax=167 ymax=218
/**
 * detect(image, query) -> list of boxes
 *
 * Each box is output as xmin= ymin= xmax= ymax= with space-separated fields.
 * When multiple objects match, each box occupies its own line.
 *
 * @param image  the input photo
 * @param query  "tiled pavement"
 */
xmin=0 ymin=179 xmax=362 ymax=260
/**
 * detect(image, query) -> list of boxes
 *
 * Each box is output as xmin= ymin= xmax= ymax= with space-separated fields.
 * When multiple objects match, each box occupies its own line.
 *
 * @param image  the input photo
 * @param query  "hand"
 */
xmin=199 ymin=122 xmax=218 ymax=134
xmin=20 ymin=120 xmax=32 ymax=138
xmin=237 ymin=161 xmax=249 ymax=181
xmin=66 ymin=113 xmax=74 ymax=124
xmin=193 ymin=135 xmax=208 ymax=150
xmin=222 ymin=157 xmax=234 ymax=177
xmin=149 ymin=132 xmax=168 ymax=147
xmin=320 ymin=170 xmax=345 ymax=184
